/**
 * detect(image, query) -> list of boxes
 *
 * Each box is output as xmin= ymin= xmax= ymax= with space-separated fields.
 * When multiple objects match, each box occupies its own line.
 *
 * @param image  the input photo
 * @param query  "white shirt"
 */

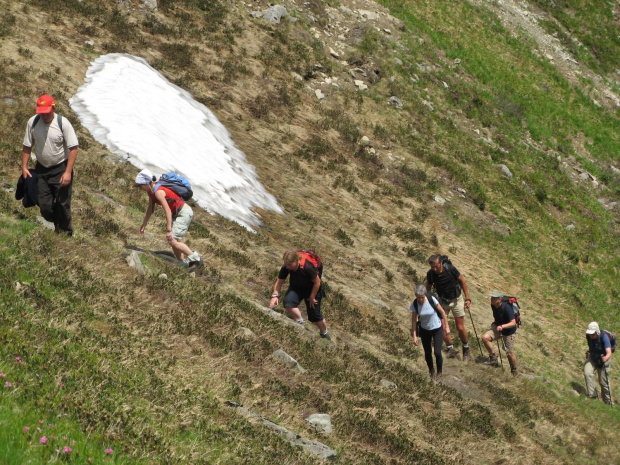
xmin=410 ymin=296 xmax=442 ymax=331
xmin=23 ymin=114 xmax=79 ymax=168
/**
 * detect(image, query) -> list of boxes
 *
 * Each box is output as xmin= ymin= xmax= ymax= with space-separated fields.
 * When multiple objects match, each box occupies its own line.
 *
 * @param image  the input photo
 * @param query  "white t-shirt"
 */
xmin=23 ymin=114 xmax=79 ymax=168
xmin=409 ymin=295 xmax=442 ymax=331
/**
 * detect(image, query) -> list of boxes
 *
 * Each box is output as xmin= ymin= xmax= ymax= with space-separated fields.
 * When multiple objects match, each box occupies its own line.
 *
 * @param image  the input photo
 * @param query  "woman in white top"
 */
xmin=410 ymin=284 xmax=450 ymax=380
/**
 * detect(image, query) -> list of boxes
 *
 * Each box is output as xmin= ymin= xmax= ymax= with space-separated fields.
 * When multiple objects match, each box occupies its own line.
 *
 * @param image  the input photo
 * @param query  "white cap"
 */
xmin=135 ymin=169 xmax=154 ymax=185
xmin=586 ymin=321 xmax=600 ymax=335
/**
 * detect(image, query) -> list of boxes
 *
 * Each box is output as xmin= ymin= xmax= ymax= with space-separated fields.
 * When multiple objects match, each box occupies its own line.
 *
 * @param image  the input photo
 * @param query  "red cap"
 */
xmin=36 ymin=94 xmax=56 ymax=114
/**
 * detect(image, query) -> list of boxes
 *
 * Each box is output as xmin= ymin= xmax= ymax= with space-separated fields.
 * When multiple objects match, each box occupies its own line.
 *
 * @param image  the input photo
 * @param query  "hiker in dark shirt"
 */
xmin=269 ymin=250 xmax=330 ymax=341
xmin=426 ymin=254 xmax=472 ymax=361
xmin=482 ymin=290 xmax=518 ymax=375
xmin=584 ymin=321 xmax=613 ymax=405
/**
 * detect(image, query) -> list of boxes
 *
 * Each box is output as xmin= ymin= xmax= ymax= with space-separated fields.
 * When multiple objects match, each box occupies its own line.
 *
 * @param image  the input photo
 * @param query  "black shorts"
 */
xmin=283 ymin=286 xmax=324 ymax=322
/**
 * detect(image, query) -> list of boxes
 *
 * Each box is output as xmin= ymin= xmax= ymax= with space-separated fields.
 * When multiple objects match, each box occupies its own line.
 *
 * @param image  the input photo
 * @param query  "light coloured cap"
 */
xmin=490 ymin=290 xmax=504 ymax=298
xmin=586 ymin=321 xmax=600 ymax=335
xmin=135 ymin=169 xmax=154 ymax=185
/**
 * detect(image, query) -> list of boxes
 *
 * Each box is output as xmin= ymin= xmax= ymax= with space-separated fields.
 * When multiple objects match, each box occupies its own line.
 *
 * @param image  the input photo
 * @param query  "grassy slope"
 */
xmin=0 ymin=0 xmax=619 ymax=463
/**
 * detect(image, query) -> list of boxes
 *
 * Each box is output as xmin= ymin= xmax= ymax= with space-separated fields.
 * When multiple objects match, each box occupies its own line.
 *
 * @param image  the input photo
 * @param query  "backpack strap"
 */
xmin=414 ymin=293 xmax=442 ymax=319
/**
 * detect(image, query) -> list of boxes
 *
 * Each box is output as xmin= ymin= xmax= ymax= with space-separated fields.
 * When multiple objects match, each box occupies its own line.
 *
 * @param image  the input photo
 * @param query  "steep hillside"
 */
xmin=0 ymin=0 xmax=619 ymax=463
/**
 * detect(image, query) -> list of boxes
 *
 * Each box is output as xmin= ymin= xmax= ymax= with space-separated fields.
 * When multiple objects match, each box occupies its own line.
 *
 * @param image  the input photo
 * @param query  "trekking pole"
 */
xmin=496 ymin=339 xmax=504 ymax=367
xmin=603 ymin=361 xmax=614 ymax=408
xmin=467 ymin=307 xmax=484 ymax=358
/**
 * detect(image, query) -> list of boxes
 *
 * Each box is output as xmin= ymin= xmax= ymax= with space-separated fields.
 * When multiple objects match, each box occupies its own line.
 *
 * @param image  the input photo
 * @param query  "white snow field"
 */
xmin=70 ymin=53 xmax=282 ymax=231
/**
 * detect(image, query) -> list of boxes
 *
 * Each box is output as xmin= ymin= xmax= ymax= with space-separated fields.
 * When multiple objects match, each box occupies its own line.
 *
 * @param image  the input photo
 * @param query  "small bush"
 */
xmin=336 ymin=228 xmax=354 ymax=246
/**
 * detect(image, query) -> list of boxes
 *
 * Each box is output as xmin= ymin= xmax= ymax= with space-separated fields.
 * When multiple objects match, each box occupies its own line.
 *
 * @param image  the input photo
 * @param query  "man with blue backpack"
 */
xmin=134 ymin=169 xmax=202 ymax=267
xmin=584 ymin=321 xmax=614 ymax=405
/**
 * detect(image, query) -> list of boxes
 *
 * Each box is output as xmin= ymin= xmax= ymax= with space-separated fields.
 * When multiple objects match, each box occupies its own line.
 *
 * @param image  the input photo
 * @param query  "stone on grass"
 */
xmin=126 ymin=250 xmax=145 ymax=275
xmin=380 ymin=379 xmax=397 ymax=390
xmin=305 ymin=413 xmax=333 ymax=434
xmin=272 ymin=349 xmax=306 ymax=373
xmin=263 ymin=5 xmax=288 ymax=24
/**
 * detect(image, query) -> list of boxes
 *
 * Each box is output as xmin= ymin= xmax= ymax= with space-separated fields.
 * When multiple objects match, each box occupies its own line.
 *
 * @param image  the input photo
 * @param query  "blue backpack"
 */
xmin=155 ymin=172 xmax=193 ymax=201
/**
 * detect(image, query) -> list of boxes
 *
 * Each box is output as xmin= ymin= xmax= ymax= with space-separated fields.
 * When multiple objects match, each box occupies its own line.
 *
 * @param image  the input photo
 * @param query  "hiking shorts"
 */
xmin=172 ymin=204 xmax=193 ymax=240
xmin=283 ymin=287 xmax=324 ymax=322
xmin=484 ymin=326 xmax=516 ymax=355
xmin=440 ymin=295 xmax=466 ymax=319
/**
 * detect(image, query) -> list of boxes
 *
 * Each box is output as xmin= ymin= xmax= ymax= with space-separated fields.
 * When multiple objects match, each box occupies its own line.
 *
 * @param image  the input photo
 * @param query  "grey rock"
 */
xmin=263 ymin=5 xmax=288 ymax=24
xmin=37 ymin=217 xmax=55 ymax=231
xmin=305 ymin=413 xmax=332 ymax=434
xmin=388 ymin=96 xmax=403 ymax=109
xmin=367 ymin=298 xmax=390 ymax=309
xmin=495 ymin=164 xmax=513 ymax=178
xmin=339 ymin=6 xmax=354 ymax=15
xmin=358 ymin=9 xmax=379 ymax=20
xmin=227 ymin=403 xmax=336 ymax=459
xmin=126 ymin=250 xmax=145 ymax=275
xmin=354 ymin=80 xmax=368 ymax=91
xmin=315 ymin=89 xmax=325 ymax=100
xmin=272 ymin=349 xmax=306 ymax=373
xmin=141 ymin=0 xmax=157 ymax=10
xmin=565 ymin=224 xmax=576 ymax=231
xmin=359 ymin=136 xmax=370 ymax=146
xmin=117 ymin=178 xmax=127 ymax=186
xmin=158 ymin=273 xmax=168 ymax=279
xmin=457 ymin=187 xmax=467 ymax=195
xmin=250 ymin=10 xmax=263 ymax=18
xmin=237 ymin=327 xmax=256 ymax=338
xmin=394 ymin=58 xmax=403 ymax=66
xmin=329 ymin=48 xmax=340 ymax=58
xmin=434 ymin=195 xmax=446 ymax=205
xmin=4 ymin=98 xmax=18 ymax=106
xmin=380 ymin=379 xmax=397 ymax=390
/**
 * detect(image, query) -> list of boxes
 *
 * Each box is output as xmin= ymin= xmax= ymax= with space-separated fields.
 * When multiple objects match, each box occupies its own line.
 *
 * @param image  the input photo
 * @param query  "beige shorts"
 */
xmin=171 ymin=204 xmax=193 ymax=240
xmin=439 ymin=295 xmax=466 ymax=319
xmin=484 ymin=326 xmax=516 ymax=354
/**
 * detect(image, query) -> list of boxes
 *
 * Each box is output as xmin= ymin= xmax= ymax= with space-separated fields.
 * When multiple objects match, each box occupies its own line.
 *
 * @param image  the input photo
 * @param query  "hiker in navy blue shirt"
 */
xmin=482 ymin=290 xmax=518 ymax=375
xmin=584 ymin=321 xmax=613 ymax=405
xmin=269 ymin=250 xmax=330 ymax=341
xmin=410 ymin=284 xmax=450 ymax=381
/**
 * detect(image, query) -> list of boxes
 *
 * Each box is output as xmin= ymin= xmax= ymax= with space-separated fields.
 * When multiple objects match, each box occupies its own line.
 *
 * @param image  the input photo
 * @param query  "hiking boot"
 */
xmin=184 ymin=251 xmax=203 ymax=267
xmin=462 ymin=346 xmax=470 ymax=362
xmin=446 ymin=347 xmax=458 ymax=359
xmin=511 ymin=368 xmax=518 ymax=376
xmin=487 ymin=353 xmax=499 ymax=366
xmin=434 ymin=373 xmax=443 ymax=383
xmin=429 ymin=370 xmax=435 ymax=380
xmin=320 ymin=331 xmax=332 ymax=341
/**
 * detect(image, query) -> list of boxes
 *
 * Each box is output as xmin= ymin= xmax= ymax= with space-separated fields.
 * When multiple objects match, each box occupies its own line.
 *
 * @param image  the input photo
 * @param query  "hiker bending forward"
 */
xmin=426 ymin=254 xmax=472 ymax=361
xmin=134 ymin=169 xmax=202 ymax=266
xmin=269 ymin=251 xmax=330 ymax=340
xmin=584 ymin=321 xmax=613 ymax=405
xmin=410 ymin=284 xmax=450 ymax=381
xmin=482 ymin=290 xmax=518 ymax=375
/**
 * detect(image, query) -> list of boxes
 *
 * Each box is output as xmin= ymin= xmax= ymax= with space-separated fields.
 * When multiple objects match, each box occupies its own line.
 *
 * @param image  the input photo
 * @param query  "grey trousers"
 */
xmin=584 ymin=357 xmax=612 ymax=405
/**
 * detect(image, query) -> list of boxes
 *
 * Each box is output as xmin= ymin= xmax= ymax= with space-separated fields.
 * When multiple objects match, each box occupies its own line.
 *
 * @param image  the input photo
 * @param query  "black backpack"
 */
xmin=428 ymin=255 xmax=461 ymax=299
xmin=600 ymin=330 xmax=617 ymax=353
xmin=501 ymin=296 xmax=522 ymax=327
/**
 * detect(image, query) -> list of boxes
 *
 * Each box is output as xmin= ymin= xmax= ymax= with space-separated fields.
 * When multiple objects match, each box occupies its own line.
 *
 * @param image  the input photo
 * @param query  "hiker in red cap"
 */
xmin=21 ymin=94 xmax=79 ymax=236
